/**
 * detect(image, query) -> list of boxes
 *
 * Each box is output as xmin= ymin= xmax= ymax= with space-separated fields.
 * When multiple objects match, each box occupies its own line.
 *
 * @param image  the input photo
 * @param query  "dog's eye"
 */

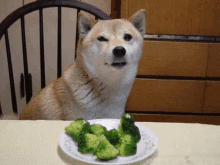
xmin=97 ymin=36 xmax=108 ymax=42
xmin=124 ymin=34 xmax=132 ymax=41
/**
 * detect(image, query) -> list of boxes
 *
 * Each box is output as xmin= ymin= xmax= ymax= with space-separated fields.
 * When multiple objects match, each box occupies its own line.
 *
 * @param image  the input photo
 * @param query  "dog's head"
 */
xmin=76 ymin=9 xmax=146 ymax=76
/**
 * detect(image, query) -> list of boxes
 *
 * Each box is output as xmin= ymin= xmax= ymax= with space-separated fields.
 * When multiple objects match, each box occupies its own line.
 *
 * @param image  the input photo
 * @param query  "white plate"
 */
xmin=59 ymin=119 xmax=158 ymax=165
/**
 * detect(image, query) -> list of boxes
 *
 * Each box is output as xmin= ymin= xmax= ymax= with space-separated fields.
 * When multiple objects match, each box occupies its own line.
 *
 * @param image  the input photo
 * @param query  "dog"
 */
xmin=2 ymin=9 xmax=146 ymax=120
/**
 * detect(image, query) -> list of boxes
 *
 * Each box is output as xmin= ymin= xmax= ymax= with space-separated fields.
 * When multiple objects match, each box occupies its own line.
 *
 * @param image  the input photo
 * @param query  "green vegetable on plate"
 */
xmin=90 ymin=124 xmax=108 ymax=138
xmin=119 ymin=113 xmax=141 ymax=143
xmin=116 ymin=134 xmax=137 ymax=156
xmin=65 ymin=118 xmax=86 ymax=143
xmin=78 ymin=133 xmax=99 ymax=153
xmin=93 ymin=134 xmax=119 ymax=161
xmin=107 ymin=129 xmax=120 ymax=146
xmin=65 ymin=113 xmax=141 ymax=161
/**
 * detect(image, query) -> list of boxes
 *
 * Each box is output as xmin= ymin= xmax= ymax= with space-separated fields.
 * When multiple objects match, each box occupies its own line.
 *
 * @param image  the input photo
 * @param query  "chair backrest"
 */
xmin=0 ymin=0 xmax=111 ymax=116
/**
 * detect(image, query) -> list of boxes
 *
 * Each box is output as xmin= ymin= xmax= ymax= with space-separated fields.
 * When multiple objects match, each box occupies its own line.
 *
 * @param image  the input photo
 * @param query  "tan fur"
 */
xmin=17 ymin=9 xmax=146 ymax=120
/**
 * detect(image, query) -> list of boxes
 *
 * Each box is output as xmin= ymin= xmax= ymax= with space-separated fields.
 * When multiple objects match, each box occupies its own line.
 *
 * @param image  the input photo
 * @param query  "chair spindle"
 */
xmin=4 ymin=30 xmax=18 ymax=114
xmin=57 ymin=6 xmax=62 ymax=78
xmin=39 ymin=8 xmax=46 ymax=89
xmin=74 ymin=9 xmax=80 ymax=60
xmin=21 ymin=16 xmax=31 ymax=104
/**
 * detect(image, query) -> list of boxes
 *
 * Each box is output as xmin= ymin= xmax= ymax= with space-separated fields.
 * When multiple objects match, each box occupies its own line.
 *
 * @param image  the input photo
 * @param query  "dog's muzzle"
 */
xmin=111 ymin=46 xmax=127 ymax=68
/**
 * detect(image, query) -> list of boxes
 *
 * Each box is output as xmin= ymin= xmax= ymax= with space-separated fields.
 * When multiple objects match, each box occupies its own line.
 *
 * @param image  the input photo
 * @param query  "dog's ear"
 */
xmin=128 ymin=9 xmax=146 ymax=36
xmin=78 ymin=13 xmax=96 ymax=38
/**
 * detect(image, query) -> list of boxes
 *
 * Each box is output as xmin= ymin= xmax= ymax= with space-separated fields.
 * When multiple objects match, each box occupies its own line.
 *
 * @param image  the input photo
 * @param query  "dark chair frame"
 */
xmin=0 ymin=0 xmax=111 ymax=115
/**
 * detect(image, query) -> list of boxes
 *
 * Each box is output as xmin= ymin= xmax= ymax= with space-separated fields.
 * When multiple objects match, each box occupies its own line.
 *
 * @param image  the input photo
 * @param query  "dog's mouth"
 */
xmin=110 ymin=58 xmax=127 ymax=68
xmin=111 ymin=61 xmax=127 ymax=67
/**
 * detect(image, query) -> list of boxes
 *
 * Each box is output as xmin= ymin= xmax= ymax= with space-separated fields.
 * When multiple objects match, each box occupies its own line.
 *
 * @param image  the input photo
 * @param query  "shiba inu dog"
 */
xmin=2 ymin=9 xmax=146 ymax=120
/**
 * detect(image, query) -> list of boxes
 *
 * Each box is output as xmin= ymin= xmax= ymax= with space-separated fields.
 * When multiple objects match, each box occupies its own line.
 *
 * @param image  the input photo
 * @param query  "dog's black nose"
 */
xmin=113 ymin=46 xmax=126 ymax=57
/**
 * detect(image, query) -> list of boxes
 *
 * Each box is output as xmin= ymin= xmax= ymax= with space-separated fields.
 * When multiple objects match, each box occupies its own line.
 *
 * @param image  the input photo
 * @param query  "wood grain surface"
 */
xmin=202 ymin=116 xmax=220 ymax=125
xmin=207 ymin=43 xmax=220 ymax=77
xmin=203 ymin=81 xmax=220 ymax=114
xmin=122 ymin=0 xmax=220 ymax=36
xmin=130 ymin=113 xmax=203 ymax=124
xmin=126 ymin=79 xmax=205 ymax=113
xmin=137 ymin=41 xmax=209 ymax=77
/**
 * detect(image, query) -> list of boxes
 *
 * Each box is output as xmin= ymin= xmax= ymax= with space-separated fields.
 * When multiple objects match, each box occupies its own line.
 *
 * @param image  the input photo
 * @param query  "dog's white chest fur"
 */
xmin=62 ymin=63 xmax=137 ymax=120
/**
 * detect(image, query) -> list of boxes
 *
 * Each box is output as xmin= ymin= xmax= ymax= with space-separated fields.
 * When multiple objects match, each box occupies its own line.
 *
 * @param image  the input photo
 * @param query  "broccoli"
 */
xmin=65 ymin=115 xmax=141 ymax=161
xmin=93 ymin=134 xmax=119 ymax=161
xmin=90 ymin=124 xmax=108 ymax=138
xmin=119 ymin=123 xmax=141 ymax=143
xmin=118 ymin=113 xmax=141 ymax=143
xmin=121 ymin=113 xmax=135 ymax=129
xmin=80 ymin=122 xmax=92 ymax=134
xmin=78 ymin=133 xmax=99 ymax=153
xmin=117 ymin=134 xmax=137 ymax=156
xmin=107 ymin=129 xmax=120 ymax=146
xmin=65 ymin=118 xmax=88 ymax=143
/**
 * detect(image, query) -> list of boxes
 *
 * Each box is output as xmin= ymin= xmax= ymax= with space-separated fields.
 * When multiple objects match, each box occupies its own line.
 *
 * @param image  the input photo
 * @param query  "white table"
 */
xmin=0 ymin=120 xmax=219 ymax=165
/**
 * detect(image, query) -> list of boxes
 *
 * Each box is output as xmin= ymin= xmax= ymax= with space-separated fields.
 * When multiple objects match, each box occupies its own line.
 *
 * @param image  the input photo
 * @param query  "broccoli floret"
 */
xmin=118 ymin=123 xmax=141 ymax=143
xmin=114 ymin=143 xmax=121 ymax=150
xmin=90 ymin=124 xmax=108 ymax=138
xmin=80 ymin=122 xmax=92 ymax=134
xmin=78 ymin=133 xmax=99 ymax=153
xmin=117 ymin=134 xmax=137 ymax=156
xmin=65 ymin=118 xmax=87 ymax=143
xmin=65 ymin=118 xmax=84 ymax=135
xmin=121 ymin=113 xmax=135 ymax=129
xmin=107 ymin=129 xmax=120 ymax=146
xmin=118 ymin=113 xmax=141 ymax=143
xmin=93 ymin=135 xmax=119 ymax=161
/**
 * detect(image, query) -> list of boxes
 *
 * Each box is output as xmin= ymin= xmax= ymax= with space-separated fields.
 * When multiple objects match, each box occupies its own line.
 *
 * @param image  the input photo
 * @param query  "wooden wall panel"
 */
xmin=123 ymin=0 xmax=220 ymax=36
xmin=137 ymin=41 xmax=209 ymax=77
xmin=207 ymin=43 xmax=220 ymax=77
xmin=130 ymin=113 xmax=203 ymax=124
xmin=202 ymin=116 xmax=220 ymax=126
xmin=126 ymin=79 xmax=205 ymax=113
xmin=128 ymin=0 xmax=146 ymax=20
xmin=203 ymin=81 xmax=220 ymax=114
xmin=121 ymin=0 xmax=129 ymax=19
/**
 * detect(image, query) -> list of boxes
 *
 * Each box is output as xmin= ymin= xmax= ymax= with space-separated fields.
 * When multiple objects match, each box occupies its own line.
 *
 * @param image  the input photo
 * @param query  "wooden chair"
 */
xmin=0 ymin=0 xmax=111 ymax=116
